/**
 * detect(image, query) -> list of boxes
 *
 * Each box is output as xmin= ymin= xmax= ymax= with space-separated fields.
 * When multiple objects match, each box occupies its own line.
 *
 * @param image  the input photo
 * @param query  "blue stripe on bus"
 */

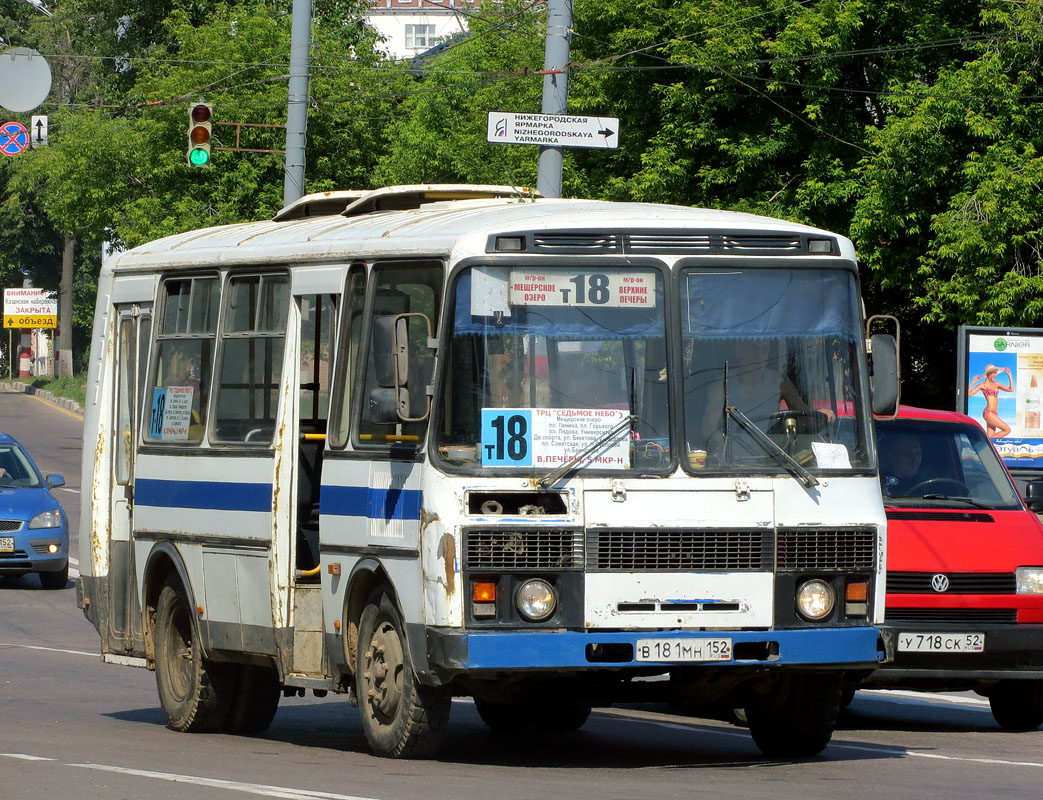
xmin=136 ymin=478 xmax=273 ymax=512
xmin=320 ymin=485 xmax=422 ymax=521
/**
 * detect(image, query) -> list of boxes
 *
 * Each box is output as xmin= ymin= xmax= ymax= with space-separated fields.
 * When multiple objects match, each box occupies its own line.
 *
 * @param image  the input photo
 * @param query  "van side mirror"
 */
xmin=1025 ymin=480 xmax=1043 ymax=512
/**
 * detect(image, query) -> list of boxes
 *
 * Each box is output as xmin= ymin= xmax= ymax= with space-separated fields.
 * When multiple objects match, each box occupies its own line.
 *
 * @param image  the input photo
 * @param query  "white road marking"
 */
xmin=858 ymin=688 xmax=991 ymax=707
xmin=1 ymin=753 xmax=56 ymax=761
xmin=0 ymin=643 xmax=97 ymax=658
xmin=57 ymin=487 xmax=79 ymax=494
xmin=68 ymin=763 xmax=383 ymax=800
xmin=831 ymin=741 xmax=1043 ymax=768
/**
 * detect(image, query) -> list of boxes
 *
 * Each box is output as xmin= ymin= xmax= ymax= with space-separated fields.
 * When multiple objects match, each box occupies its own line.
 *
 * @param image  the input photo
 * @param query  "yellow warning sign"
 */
xmin=4 ymin=314 xmax=56 ymax=329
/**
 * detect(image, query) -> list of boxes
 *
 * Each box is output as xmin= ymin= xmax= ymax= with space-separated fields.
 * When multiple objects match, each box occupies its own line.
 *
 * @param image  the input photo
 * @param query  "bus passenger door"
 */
xmin=111 ymin=304 xmax=151 ymax=654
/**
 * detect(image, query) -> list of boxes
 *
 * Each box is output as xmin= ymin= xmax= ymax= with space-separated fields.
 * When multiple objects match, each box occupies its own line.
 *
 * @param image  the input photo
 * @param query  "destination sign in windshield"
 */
xmin=508 ymin=271 xmax=654 ymax=307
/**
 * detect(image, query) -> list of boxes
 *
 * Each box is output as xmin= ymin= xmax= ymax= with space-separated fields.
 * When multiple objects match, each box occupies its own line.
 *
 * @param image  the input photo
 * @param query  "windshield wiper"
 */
xmin=535 ymin=414 xmax=637 ymax=488
xmin=726 ymin=406 xmax=819 ymax=488
xmin=920 ymin=494 xmax=991 ymax=509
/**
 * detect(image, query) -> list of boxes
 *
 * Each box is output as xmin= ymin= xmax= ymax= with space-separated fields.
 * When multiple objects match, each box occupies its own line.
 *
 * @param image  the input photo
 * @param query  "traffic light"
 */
xmin=187 ymin=102 xmax=213 ymax=167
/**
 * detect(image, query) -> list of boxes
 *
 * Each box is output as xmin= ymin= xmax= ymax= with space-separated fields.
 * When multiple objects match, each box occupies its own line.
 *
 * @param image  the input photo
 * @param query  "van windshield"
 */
xmin=877 ymin=418 xmax=1023 ymax=509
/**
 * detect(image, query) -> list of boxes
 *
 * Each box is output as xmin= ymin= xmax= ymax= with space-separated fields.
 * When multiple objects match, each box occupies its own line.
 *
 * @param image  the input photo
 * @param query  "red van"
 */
xmin=857 ymin=407 xmax=1043 ymax=728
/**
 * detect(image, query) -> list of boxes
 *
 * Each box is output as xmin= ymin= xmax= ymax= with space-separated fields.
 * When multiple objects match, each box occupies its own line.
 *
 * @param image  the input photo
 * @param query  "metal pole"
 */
xmin=283 ymin=0 xmax=312 ymax=206
xmin=536 ymin=0 xmax=572 ymax=199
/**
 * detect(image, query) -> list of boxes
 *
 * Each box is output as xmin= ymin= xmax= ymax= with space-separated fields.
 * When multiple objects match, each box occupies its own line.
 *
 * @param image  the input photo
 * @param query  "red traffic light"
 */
xmin=191 ymin=103 xmax=212 ymax=124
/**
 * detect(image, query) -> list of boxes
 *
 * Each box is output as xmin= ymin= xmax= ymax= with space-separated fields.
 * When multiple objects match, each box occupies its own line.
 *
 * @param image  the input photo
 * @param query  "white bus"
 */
xmin=77 ymin=184 xmax=898 ymax=759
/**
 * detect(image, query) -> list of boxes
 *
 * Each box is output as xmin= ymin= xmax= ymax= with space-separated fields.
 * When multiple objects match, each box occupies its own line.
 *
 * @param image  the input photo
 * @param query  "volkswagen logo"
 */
xmin=931 ymin=573 xmax=950 ymax=592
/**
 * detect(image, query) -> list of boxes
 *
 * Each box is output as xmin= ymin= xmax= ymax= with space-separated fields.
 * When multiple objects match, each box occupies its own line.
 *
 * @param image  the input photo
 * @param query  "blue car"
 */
xmin=0 ymin=433 xmax=69 ymax=589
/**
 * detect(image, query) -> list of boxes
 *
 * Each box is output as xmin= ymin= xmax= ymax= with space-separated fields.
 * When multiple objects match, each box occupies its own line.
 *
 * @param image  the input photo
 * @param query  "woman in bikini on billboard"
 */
xmin=968 ymin=364 xmax=1013 ymax=438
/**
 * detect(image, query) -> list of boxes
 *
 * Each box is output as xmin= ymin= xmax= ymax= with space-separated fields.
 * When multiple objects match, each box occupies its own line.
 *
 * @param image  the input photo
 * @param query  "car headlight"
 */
xmin=516 ymin=578 xmax=556 ymax=621
xmin=796 ymin=579 xmax=835 ymax=620
xmin=29 ymin=509 xmax=61 ymax=529
xmin=1017 ymin=567 xmax=1043 ymax=595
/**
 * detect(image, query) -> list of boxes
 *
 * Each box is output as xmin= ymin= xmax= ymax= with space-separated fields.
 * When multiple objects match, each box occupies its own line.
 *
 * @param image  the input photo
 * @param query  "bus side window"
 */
xmin=145 ymin=276 xmax=218 ymax=445
xmin=329 ymin=266 xmax=366 ymax=449
xmin=211 ymin=273 xmax=289 ymax=445
xmin=355 ymin=262 xmax=442 ymax=447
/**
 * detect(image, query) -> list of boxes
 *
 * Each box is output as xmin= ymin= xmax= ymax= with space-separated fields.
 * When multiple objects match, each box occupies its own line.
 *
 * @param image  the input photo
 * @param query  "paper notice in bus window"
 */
xmin=508 ymin=271 xmax=655 ymax=308
xmin=811 ymin=441 xmax=851 ymax=469
xmin=149 ymin=386 xmax=194 ymax=440
xmin=481 ymin=407 xmax=630 ymax=468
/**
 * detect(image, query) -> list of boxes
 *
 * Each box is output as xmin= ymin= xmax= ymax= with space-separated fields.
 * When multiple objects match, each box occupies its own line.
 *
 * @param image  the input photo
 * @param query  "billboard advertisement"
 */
xmin=957 ymin=326 xmax=1043 ymax=469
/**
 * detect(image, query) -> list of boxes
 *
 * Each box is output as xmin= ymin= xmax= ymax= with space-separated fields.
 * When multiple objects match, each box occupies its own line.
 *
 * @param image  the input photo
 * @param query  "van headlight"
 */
xmin=516 ymin=579 xmax=556 ymax=621
xmin=1017 ymin=567 xmax=1043 ymax=595
xmin=796 ymin=579 xmax=835 ymax=620
xmin=29 ymin=509 xmax=61 ymax=529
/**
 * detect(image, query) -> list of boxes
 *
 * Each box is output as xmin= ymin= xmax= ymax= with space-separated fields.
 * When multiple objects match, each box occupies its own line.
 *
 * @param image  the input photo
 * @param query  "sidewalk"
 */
xmin=0 ymin=380 xmax=84 ymax=416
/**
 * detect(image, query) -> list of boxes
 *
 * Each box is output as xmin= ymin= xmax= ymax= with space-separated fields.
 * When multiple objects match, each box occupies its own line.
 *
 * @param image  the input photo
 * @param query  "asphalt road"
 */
xmin=1 ymin=388 xmax=1042 ymax=799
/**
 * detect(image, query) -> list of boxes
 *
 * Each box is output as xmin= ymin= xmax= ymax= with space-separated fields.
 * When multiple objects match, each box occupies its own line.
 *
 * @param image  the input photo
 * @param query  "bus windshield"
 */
xmin=681 ymin=266 xmax=872 ymax=471
xmin=435 ymin=264 xmax=872 ymax=475
xmin=436 ymin=266 xmax=671 ymax=472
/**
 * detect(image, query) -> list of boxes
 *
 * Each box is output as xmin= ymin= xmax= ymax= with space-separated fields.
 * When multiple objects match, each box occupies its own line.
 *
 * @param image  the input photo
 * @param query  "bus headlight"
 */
xmin=1017 ymin=567 xmax=1043 ymax=595
xmin=796 ymin=579 xmax=835 ymax=620
xmin=517 ymin=579 xmax=556 ymax=621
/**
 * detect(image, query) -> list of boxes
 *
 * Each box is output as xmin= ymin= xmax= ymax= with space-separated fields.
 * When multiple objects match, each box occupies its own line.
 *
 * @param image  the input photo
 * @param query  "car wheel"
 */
xmin=39 ymin=563 xmax=69 ymax=590
xmin=154 ymin=577 xmax=232 ymax=732
xmin=356 ymin=589 xmax=450 ymax=758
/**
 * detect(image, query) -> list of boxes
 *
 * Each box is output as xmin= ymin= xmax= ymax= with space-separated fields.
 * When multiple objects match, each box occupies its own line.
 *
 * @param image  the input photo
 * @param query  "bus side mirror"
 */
xmin=867 ymin=314 xmax=900 ymax=418
xmin=373 ymin=315 xmax=407 ymax=388
xmin=369 ymin=312 xmax=434 ymax=423
xmin=1025 ymin=480 xmax=1043 ymax=513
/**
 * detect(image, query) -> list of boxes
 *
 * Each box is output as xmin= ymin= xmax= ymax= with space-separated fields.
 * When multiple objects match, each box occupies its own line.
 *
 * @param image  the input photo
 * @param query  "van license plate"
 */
xmin=0 ymin=536 xmax=13 ymax=552
xmin=635 ymin=638 xmax=732 ymax=662
xmin=897 ymin=632 xmax=984 ymax=653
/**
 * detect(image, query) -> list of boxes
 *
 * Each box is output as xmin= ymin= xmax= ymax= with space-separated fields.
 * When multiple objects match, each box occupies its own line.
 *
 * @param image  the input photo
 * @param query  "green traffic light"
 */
xmin=189 ymin=147 xmax=210 ymax=167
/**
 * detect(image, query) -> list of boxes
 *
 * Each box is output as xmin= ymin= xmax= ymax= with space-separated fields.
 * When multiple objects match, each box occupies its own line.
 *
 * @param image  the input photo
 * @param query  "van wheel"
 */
xmin=356 ymin=590 xmax=450 ymax=758
xmin=225 ymin=665 xmax=281 ymax=734
xmin=154 ymin=578 xmax=232 ymax=732
xmin=989 ymin=680 xmax=1043 ymax=730
xmin=536 ymin=702 xmax=592 ymax=731
xmin=746 ymin=673 xmax=841 ymax=758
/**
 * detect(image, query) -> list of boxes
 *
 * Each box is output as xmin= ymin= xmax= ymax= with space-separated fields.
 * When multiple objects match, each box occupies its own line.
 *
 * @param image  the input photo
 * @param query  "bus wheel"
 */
xmin=474 ymin=699 xmax=534 ymax=732
xmin=535 ymin=702 xmax=592 ymax=731
xmin=745 ymin=673 xmax=841 ymax=758
xmin=225 ymin=665 xmax=281 ymax=735
xmin=988 ymin=680 xmax=1043 ymax=730
xmin=154 ymin=578 xmax=232 ymax=732
xmin=356 ymin=590 xmax=450 ymax=758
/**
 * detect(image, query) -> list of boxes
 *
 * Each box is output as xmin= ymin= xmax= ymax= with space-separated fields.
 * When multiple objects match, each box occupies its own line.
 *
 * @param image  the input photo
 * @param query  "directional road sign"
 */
xmin=31 ymin=114 xmax=47 ymax=147
xmin=0 ymin=121 xmax=29 ymax=156
xmin=4 ymin=287 xmax=57 ymax=328
xmin=487 ymin=112 xmax=620 ymax=150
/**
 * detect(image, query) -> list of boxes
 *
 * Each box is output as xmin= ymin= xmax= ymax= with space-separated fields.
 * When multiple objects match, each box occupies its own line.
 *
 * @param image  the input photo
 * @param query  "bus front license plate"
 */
xmin=635 ymin=638 xmax=732 ymax=662
xmin=897 ymin=632 xmax=985 ymax=653
xmin=0 ymin=537 xmax=13 ymax=553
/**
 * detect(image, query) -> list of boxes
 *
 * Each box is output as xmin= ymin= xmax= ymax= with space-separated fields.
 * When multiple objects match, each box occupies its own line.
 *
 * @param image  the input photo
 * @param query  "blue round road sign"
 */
xmin=1 ymin=121 xmax=30 ymax=156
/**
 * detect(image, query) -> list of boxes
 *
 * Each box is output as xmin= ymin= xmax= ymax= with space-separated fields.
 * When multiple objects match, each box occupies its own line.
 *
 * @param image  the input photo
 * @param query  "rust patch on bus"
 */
xmin=440 ymin=532 xmax=455 ymax=597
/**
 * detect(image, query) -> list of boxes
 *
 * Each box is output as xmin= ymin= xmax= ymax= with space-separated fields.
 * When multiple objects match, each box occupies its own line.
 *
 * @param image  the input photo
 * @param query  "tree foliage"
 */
xmin=4 ymin=0 xmax=1043 ymax=403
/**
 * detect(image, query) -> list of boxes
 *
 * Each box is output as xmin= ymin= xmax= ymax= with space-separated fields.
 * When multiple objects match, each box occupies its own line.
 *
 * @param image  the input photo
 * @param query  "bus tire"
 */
xmin=535 ymin=701 xmax=592 ymax=731
xmin=154 ymin=579 xmax=232 ymax=733
xmin=225 ymin=665 xmax=281 ymax=735
xmin=988 ymin=680 xmax=1043 ymax=730
xmin=745 ymin=673 xmax=841 ymax=758
xmin=356 ymin=590 xmax=450 ymax=758
xmin=474 ymin=699 xmax=534 ymax=733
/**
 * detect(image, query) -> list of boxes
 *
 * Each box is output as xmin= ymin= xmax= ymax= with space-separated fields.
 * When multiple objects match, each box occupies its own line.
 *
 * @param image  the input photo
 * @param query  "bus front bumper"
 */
xmin=421 ymin=625 xmax=885 ymax=676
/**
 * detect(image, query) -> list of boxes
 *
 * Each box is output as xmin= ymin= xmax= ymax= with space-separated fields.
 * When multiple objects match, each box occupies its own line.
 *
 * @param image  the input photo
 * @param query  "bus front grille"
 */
xmin=776 ymin=527 xmax=876 ymax=572
xmin=464 ymin=528 xmax=582 ymax=569
xmin=585 ymin=528 xmax=773 ymax=572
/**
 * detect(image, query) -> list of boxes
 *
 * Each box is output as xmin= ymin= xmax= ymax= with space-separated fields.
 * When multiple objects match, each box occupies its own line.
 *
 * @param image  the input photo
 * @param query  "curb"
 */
xmin=0 ymin=381 xmax=84 ymax=417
